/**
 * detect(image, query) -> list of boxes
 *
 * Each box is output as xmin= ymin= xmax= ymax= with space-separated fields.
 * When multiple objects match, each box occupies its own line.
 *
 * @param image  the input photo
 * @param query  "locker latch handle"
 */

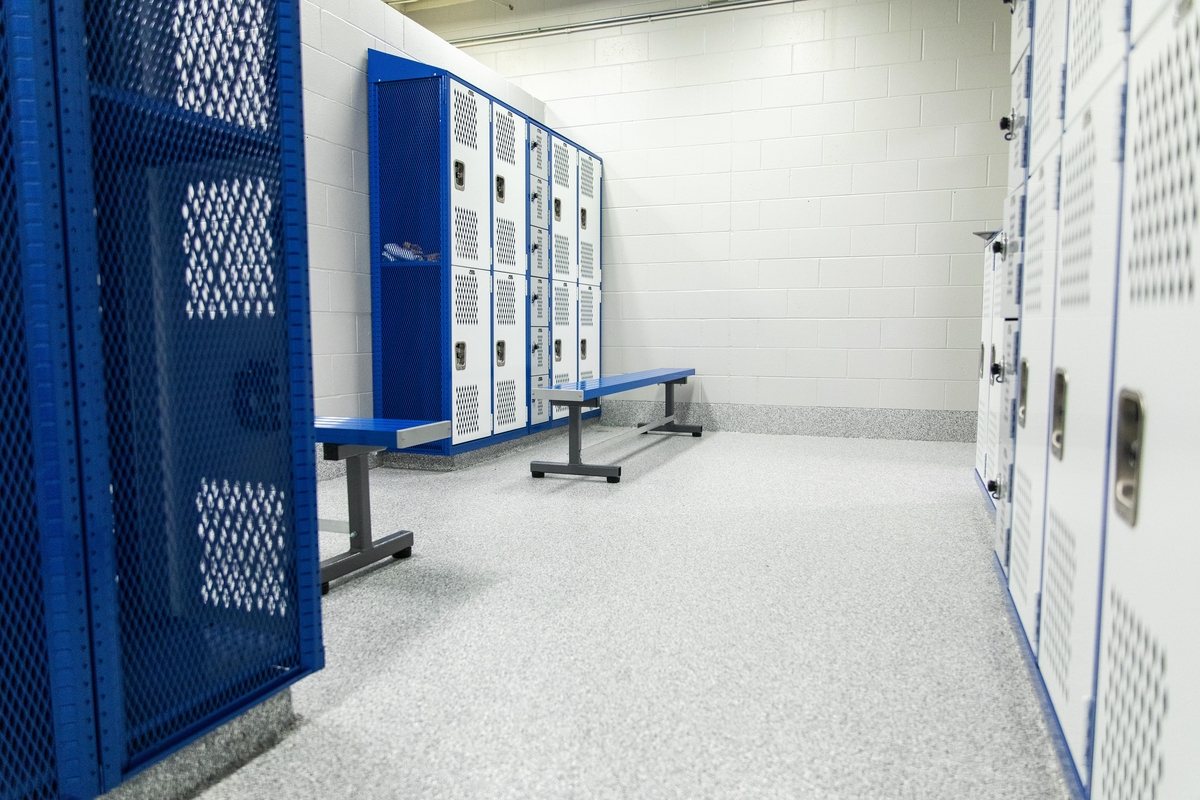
xmin=1018 ymin=359 xmax=1029 ymax=428
xmin=496 ymin=340 xmax=506 ymax=367
xmin=454 ymin=160 xmax=465 ymax=191
xmin=580 ymin=208 xmax=587 ymax=229
xmin=554 ymin=339 xmax=562 ymax=362
xmin=455 ymin=341 xmax=467 ymax=370
xmin=1050 ymin=368 xmax=1068 ymax=460
xmin=554 ymin=198 xmax=562 ymax=221
xmin=495 ymin=175 xmax=506 ymax=202
xmin=1113 ymin=389 xmax=1144 ymax=526
xmin=580 ymin=339 xmax=587 ymax=359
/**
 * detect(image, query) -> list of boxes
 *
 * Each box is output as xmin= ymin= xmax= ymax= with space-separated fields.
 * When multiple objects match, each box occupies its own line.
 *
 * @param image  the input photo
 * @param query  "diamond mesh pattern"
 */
xmin=454 ymin=271 xmax=479 ymax=326
xmin=1024 ymin=171 xmax=1047 ymax=313
xmin=1041 ymin=508 xmax=1077 ymax=700
xmin=580 ymin=241 xmax=594 ymax=281
xmin=496 ymin=218 xmax=517 ymax=269
xmin=1060 ymin=128 xmax=1096 ymax=309
xmin=0 ymin=15 xmax=59 ymax=795
xmin=451 ymin=85 xmax=477 ymax=150
xmin=495 ymin=108 xmax=515 ymax=166
xmin=580 ymin=286 xmax=594 ymax=327
xmin=85 ymin=0 xmax=312 ymax=765
xmin=553 ymin=141 xmax=569 ymax=187
xmin=580 ymin=156 xmax=594 ymax=198
xmin=555 ymin=286 xmax=570 ymax=327
xmin=495 ymin=379 xmax=517 ymax=427
xmin=453 ymin=206 xmax=478 ymax=263
xmin=553 ymin=233 xmax=569 ymax=277
xmin=1068 ymin=0 xmax=1103 ymax=92
xmin=495 ymin=278 xmax=517 ymax=327
xmin=454 ymin=385 xmax=480 ymax=436
xmin=1009 ymin=466 xmax=1033 ymax=604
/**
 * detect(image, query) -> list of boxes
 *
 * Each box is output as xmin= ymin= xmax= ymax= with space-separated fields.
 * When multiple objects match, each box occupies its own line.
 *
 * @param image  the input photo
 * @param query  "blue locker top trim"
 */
xmin=315 ymin=416 xmax=451 ymax=449
xmin=535 ymin=368 xmax=695 ymax=402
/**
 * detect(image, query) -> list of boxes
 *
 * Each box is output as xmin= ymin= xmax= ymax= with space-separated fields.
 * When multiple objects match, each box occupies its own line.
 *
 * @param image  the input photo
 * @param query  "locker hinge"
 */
xmin=1084 ymin=696 xmax=1097 ymax=773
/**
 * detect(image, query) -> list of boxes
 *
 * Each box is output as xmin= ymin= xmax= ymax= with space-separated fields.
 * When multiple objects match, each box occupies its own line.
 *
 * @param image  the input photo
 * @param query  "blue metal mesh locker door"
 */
xmin=53 ymin=0 xmax=322 ymax=782
xmin=2 ymin=0 xmax=102 ymax=796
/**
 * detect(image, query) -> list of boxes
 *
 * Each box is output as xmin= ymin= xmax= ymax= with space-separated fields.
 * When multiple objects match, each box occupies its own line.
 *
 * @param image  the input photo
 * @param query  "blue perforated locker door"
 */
xmin=1 ymin=1 xmax=100 ymax=795
xmin=61 ymin=0 xmax=323 ymax=782
xmin=1039 ymin=69 xmax=1127 ymax=786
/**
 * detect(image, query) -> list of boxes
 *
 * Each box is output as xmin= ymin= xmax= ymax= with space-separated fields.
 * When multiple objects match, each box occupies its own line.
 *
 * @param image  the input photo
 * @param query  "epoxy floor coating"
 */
xmin=200 ymin=429 xmax=1069 ymax=799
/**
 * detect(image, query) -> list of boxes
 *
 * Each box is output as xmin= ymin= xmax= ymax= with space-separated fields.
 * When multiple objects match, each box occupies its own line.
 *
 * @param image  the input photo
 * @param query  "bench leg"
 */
xmin=652 ymin=380 xmax=703 ymax=437
xmin=320 ymin=451 xmax=413 ymax=594
xmin=531 ymin=402 xmax=622 ymax=483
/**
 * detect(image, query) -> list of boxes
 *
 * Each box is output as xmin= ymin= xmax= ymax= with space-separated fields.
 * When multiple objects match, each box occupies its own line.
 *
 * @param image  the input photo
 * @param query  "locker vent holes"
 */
xmin=581 ymin=157 xmax=595 ymax=198
xmin=1068 ymin=0 xmax=1102 ymax=92
xmin=1024 ymin=171 xmax=1047 ymax=313
xmin=531 ymin=131 xmax=544 ymax=172
xmin=496 ymin=380 xmax=518 ymax=427
xmin=581 ymin=370 xmax=594 ymax=381
xmin=453 ymin=207 xmax=479 ymax=263
xmin=1127 ymin=17 xmax=1199 ymax=305
xmin=495 ymin=110 xmax=516 ymax=166
xmin=554 ymin=234 xmax=570 ymax=276
xmin=554 ymin=144 xmax=569 ymax=187
xmin=1060 ymin=129 xmax=1096 ymax=309
xmin=184 ymin=179 xmax=277 ymax=320
xmin=454 ymin=271 xmax=479 ymax=326
xmin=1040 ymin=509 xmax=1078 ymax=701
xmin=581 ymin=287 xmax=594 ymax=327
xmin=1032 ymin=9 xmax=1060 ymax=146
xmin=455 ymin=385 xmax=480 ymax=436
xmin=554 ymin=288 xmax=570 ymax=326
xmin=452 ymin=87 xmax=478 ymax=150
xmin=172 ymin=0 xmax=272 ymax=130
xmin=581 ymin=241 xmax=595 ymax=281
xmin=1096 ymin=591 xmax=1167 ymax=800
xmin=555 ymin=372 xmax=569 ymax=384
xmin=1010 ymin=467 xmax=1034 ymax=603
xmin=195 ymin=479 xmax=288 ymax=617
xmin=496 ymin=278 xmax=517 ymax=327
xmin=496 ymin=219 xmax=517 ymax=268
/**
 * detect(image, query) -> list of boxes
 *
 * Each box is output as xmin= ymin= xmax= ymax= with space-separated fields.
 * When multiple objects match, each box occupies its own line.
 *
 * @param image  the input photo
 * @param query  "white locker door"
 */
xmin=529 ymin=123 xmax=549 ymax=182
xmin=1009 ymin=148 xmax=1061 ymax=652
xmin=994 ymin=320 xmax=1020 ymax=568
xmin=529 ymin=176 xmax=548 ymax=231
xmin=449 ymin=81 xmax=491 ymax=273
xmin=530 ymin=374 xmax=550 ymax=425
xmin=975 ymin=245 xmax=996 ymax=483
xmin=579 ymin=153 xmax=601 ymax=287
xmin=1092 ymin=12 xmax=1199 ymax=798
xmin=986 ymin=314 xmax=1005 ymax=512
xmin=451 ymin=266 xmax=492 ymax=444
xmin=530 ymin=226 xmax=547 ymax=278
xmin=529 ymin=324 xmax=549 ymax=374
xmin=1028 ymin=0 xmax=1068 ymax=172
xmin=492 ymin=272 xmax=527 ymax=434
xmin=1009 ymin=51 xmax=1031 ymax=194
xmin=529 ymin=276 xmax=549 ymax=327
xmin=578 ymin=284 xmax=600 ymax=382
xmin=550 ymin=279 xmax=577 ymax=420
xmin=550 ymin=138 xmax=578 ymax=283
xmin=1039 ymin=72 xmax=1126 ymax=785
xmin=492 ymin=107 xmax=527 ymax=279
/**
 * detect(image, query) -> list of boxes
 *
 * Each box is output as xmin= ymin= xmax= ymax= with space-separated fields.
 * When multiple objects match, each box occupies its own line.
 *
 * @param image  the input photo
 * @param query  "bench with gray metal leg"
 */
xmin=529 ymin=368 xmax=702 ymax=483
xmin=314 ymin=416 xmax=450 ymax=593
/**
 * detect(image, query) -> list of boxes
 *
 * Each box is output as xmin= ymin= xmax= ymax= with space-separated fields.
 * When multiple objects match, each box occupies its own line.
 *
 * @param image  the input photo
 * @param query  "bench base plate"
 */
xmin=530 ymin=461 xmax=622 ymax=482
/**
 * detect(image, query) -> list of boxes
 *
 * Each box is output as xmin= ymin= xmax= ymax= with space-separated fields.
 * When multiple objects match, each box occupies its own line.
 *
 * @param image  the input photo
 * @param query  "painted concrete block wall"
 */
xmin=300 ymin=0 xmax=545 ymax=415
xmin=414 ymin=0 xmax=1011 ymax=412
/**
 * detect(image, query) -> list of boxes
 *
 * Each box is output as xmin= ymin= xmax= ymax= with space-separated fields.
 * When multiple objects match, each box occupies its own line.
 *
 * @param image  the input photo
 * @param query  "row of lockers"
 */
xmin=368 ymin=52 xmax=603 ymax=456
xmin=977 ymin=0 xmax=1197 ymax=795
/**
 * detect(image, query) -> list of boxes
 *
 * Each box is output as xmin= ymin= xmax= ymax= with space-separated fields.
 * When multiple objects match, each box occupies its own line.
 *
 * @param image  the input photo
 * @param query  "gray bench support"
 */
xmin=530 ymin=378 xmax=702 ymax=484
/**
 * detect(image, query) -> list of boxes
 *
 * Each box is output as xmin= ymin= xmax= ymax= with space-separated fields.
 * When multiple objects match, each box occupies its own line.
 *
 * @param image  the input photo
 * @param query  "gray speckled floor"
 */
xmin=199 ymin=429 xmax=1068 ymax=800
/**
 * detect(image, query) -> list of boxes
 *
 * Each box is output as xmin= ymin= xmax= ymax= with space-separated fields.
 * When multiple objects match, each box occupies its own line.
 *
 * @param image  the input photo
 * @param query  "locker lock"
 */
xmin=495 ymin=175 xmax=506 ymax=202
xmin=986 ymin=478 xmax=1003 ymax=500
xmin=989 ymin=345 xmax=1003 ymax=383
xmin=455 ymin=341 xmax=467 ymax=370
xmin=453 ymin=160 xmax=466 ymax=190
xmin=554 ymin=198 xmax=562 ymax=222
xmin=580 ymin=339 xmax=587 ymax=360
xmin=531 ymin=242 xmax=540 ymax=251
xmin=531 ymin=190 xmax=540 ymax=200
xmin=580 ymin=208 xmax=588 ymax=229
xmin=1002 ymin=0 xmax=1013 ymax=8
xmin=553 ymin=339 xmax=562 ymax=362
xmin=991 ymin=236 xmax=1005 ymax=256
xmin=496 ymin=340 xmax=506 ymax=367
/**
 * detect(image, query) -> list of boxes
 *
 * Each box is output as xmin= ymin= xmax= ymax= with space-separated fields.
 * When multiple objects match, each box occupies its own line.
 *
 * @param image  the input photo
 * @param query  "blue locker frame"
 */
xmin=368 ymin=51 xmax=601 ymax=456
xmin=41 ymin=0 xmax=324 ymax=790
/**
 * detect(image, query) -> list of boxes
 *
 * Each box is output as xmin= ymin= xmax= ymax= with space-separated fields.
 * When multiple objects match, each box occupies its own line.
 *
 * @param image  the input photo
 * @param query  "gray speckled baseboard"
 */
xmin=601 ymin=400 xmax=976 ymax=442
xmin=377 ymin=419 xmax=603 ymax=472
xmin=100 ymin=690 xmax=295 ymax=800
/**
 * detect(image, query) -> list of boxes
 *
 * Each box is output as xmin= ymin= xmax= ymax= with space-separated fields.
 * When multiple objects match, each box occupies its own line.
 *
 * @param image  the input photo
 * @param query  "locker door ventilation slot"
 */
xmin=495 ymin=379 xmax=517 ymax=427
xmin=454 ymin=271 xmax=480 ymax=326
xmin=184 ymin=178 xmax=277 ymax=320
xmin=495 ymin=111 xmax=516 ymax=165
xmin=1059 ymin=129 xmax=1096 ymax=310
xmin=496 ymin=219 xmax=517 ymax=269
xmin=1040 ymin=508 xmax=1078 ymax=700
xmin=1067 ymin=0 xmax=1103 ymax=91
xmin=1024 ymin=172 xmax=1047 ymax=313
xmin=581 ymin=241 xmax=594 ymax=281
xmin=554 ymin=289 xmax=570 ymax=326
xmin=495 ymin=278 xmax=517 ymax=326
xmin=553 ymin=234 xmax=569 ymax=277
xmin=580 ymin=157 xmax=594 ymax=198
xmin=554 ymin=144 xmax=569 ymax=187
xmin=581 ymin=370 xmax=594 ymax=381
xmin=454 ymin=385 xmax=480 ymax=436
xmin=554 ymin=371 xmax=569 ymax=385
xmin=580 ymin=287 xmax=594 ymax=327
xmin=1010 ymin=467 xmax=1034 ymax=603
xmin=195 ymin=479 xmax=288 ymax=615
xmin=451 ymin=87 xmax=478 ymax=149
xmin=531 ymin=130 xmax=544 ymax=173
xmin=0 ymin=17 xmax=60 ymax=788
xmin=172 ymin=0 xmax=272 ymax=130
xmin=1096 ymin=591 xmax=1167 ymax=800
xmin=1127 ymin=17 xmax=1199 ymax=305
xmin=453 ymin=208 xmax=479 ymax=263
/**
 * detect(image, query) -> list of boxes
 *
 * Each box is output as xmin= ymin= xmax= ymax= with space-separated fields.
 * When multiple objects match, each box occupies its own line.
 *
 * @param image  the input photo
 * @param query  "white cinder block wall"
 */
xmin=300 ymin=0 xmax=545 ymax=415
xmin=412 ymin=0 xmax=1011 ymax=427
